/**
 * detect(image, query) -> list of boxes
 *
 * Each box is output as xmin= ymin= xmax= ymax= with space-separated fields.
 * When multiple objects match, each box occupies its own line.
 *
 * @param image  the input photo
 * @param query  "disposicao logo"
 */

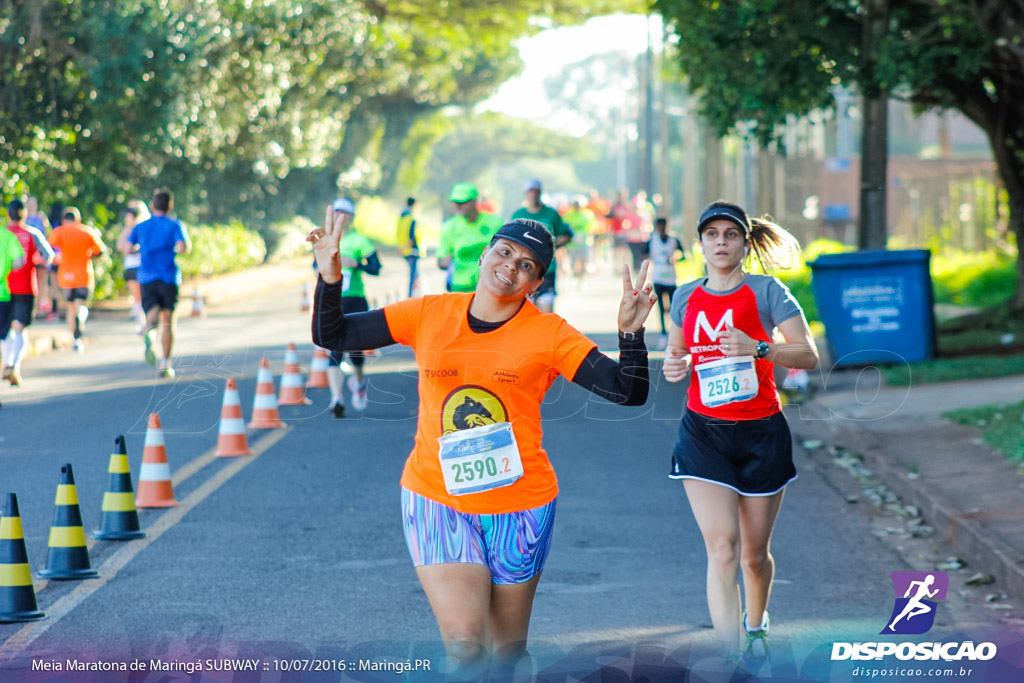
xmin=831 ymin=570 xmax=997 ymax=662
xmin=881 ymin=571 xmax=948 ymax=635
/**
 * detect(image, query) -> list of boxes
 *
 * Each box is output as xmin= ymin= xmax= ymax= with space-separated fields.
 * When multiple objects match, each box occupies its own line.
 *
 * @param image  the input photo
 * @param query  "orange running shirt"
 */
xmin=49 ymin=224 xmax=106 ymax=289
xmin=385 ymin=293 xmax=597 ymax=514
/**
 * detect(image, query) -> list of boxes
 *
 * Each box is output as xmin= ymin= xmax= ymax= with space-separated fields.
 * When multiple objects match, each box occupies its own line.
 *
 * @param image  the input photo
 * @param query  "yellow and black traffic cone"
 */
xmin=92 ymin=435 xmax=146 ymax=541
xmin=0 ymin=493 xmax=46 ymax=622
xmin=38 ymin=464 xmax=98 ymax=580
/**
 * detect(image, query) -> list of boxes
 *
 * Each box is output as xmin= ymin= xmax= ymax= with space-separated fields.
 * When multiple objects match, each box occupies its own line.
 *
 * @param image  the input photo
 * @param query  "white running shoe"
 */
xmin=348 ymin=375 xmax=368 ymax=411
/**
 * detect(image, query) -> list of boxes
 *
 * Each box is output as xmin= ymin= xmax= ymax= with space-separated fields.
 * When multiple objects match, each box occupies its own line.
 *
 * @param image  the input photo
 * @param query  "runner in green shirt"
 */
xmin=562 ymin=199 xmax=596 ymax=284
xmin=0 ymin=222 xmax=27 ymax=405
xmin=510 ymin=179 xmax=573 ymax=312
xmin=437 ymin=183 xmax=503 ymax=292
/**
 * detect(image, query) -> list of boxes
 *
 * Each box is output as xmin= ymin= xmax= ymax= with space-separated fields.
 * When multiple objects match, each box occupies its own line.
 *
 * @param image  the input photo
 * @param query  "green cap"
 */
xmin=448 ymin=183 xmax=479 ymax=203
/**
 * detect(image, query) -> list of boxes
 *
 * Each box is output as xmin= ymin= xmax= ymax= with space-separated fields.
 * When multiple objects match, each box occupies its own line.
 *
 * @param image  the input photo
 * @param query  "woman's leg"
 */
xmin=490 ymin=574 xmax=542 ymax=664
xmin=416 ymin=563 xmax=494 ymax=673
xmin=683 ymin=479 xmax=742 ymax=653
xmin=737 ymin=490 xmax=785 ymax=631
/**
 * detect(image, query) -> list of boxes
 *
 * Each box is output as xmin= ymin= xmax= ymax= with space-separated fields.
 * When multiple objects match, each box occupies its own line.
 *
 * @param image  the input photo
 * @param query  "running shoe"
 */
xmin=331 ymin=402 xmax=346 ymax=419
xmin=742 ymin=611 xmax=770 ymax=661
xmin=158 ymin=360 xmax=175 ymax=379
xmin=8 ymin=369 xmax=22 ymax=387
xmin=143 ymin=328 xmax=157 ymax=366
xmin=72 ymin=339 xmax=84 ymax=353
xmin=348 ymin=376 xmax=368 ymax=411
xmin=2 ymin=367 xmax=10 ymax=381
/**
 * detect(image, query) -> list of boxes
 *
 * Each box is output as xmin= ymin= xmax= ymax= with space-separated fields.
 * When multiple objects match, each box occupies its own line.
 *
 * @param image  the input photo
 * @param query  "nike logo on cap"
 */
xmin=523 ymin=231 xmax=542 ymax=243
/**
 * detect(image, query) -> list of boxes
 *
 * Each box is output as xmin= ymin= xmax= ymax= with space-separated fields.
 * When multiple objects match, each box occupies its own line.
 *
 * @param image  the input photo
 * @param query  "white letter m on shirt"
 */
xmin=693 ymin=309 xmax=734 ymax=343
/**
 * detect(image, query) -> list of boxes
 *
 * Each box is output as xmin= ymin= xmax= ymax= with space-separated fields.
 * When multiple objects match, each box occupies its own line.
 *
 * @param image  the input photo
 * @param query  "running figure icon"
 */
xmin=888 ymin=574 xmax=939 ymax=631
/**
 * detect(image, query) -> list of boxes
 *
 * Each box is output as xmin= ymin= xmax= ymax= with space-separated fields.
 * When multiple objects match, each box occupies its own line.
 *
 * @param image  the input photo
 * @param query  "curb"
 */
xmin=800 ymin=397 xmax=1024 ymax=603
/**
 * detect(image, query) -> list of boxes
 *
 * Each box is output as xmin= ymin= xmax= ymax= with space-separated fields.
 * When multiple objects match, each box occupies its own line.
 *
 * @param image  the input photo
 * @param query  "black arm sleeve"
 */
xmin=570 ymin=337 xmax=649 ymax=406
xmin=357 ymin=251 xmax=382 ymax=276
xmin=311 ymin=276 xmax=396 ymax=351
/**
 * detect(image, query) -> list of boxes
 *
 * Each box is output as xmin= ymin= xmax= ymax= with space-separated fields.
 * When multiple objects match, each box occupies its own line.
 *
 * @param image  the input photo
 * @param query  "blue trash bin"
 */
xmin=808 ymin=249 xmax=936 ymax=366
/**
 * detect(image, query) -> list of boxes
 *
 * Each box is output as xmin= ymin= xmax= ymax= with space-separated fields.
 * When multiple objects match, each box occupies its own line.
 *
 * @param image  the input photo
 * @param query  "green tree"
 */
xmin=655 ymin=0 xmax=1024 ymax=310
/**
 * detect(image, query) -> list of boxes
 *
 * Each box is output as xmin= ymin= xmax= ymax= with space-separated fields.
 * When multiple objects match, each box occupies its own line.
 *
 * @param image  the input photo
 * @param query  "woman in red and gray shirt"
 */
xmin=663 ymin=200 xmax=818 ymax=660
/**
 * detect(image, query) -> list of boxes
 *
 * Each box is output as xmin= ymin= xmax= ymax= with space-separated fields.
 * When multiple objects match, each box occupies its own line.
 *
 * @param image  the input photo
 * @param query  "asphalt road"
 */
xmin=0 ymin=258 xmax=1014 ymax=681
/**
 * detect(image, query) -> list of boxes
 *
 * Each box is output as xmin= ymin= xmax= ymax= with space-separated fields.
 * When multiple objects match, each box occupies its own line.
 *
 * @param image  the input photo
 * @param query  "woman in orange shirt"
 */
xmin=310 ymin=206 xmax=655 ymax=677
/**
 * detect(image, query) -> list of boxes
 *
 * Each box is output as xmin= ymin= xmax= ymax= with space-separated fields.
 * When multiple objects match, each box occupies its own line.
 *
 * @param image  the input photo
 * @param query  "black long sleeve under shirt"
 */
xmin=312 ymin=277 xmax=649 ymax=405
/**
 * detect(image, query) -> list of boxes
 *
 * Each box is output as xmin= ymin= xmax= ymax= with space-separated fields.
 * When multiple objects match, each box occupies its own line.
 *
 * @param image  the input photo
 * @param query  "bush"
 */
xmin=177 ymin=221 xmax=266 ymax=278
xmin=930 ymin=250 xmax=1017 ymax=308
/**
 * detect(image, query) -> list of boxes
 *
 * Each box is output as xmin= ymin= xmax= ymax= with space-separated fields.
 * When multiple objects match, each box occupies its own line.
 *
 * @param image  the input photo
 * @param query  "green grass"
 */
xmin=879 ymin=355 xmax=1024 ymax=385
xmin=945 ymin=400 xmax=1024 ymax=463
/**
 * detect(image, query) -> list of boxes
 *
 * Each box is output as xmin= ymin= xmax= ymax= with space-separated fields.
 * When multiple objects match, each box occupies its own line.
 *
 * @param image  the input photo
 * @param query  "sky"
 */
xmin=480 ymin=13 xmax=661 ymax=135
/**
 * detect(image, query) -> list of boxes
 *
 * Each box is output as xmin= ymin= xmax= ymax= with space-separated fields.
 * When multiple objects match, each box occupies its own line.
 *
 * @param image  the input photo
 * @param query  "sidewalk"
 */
xmin=796 ymin=369 xmax=1024 ymax=602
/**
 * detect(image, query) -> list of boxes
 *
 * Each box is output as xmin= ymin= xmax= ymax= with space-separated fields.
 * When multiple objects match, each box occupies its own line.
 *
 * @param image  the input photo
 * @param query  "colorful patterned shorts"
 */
xmin=400 ymin=488 xmax=557 ymax=585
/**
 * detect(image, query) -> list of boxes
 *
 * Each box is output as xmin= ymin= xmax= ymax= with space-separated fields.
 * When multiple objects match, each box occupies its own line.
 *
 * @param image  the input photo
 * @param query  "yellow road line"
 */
xmin=0 ymin=426 xmax=291 ymax=660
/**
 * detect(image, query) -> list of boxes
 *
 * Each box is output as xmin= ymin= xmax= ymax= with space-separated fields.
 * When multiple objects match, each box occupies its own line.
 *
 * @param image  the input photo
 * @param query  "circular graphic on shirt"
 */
xmin=441 ymin=385 xmax=508 ymax=435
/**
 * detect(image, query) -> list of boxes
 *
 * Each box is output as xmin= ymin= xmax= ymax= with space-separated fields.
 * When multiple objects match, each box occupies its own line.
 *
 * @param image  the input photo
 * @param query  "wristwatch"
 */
xmin=756 ymin=340 xmax=770 ymax=359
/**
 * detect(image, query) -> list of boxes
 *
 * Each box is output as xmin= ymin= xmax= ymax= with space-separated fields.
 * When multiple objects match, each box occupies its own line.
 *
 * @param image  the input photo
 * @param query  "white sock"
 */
xmin=10 ymin=330 xmax=26 ymax=369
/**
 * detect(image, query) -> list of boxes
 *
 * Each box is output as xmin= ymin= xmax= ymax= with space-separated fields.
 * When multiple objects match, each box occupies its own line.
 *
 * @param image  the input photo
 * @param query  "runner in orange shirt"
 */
xmin=47 ymin=207 xmax=108 ymax=352
xmin=310 ymin=211 xmax=656 ymax=678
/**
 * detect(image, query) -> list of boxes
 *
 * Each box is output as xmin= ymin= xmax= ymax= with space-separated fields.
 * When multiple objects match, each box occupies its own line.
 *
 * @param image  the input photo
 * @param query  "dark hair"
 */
xmin=698 ymin=199 xmax=801 ymax=271
xmin=152 ymin=189 xmax=173 ymax=213
xmin=125 ymin=207 xmax=139 ymax=218
xmin=655 ymin=217 xmax=667 ymax=230
xmin=7 ymin=199 xmax=25 ymax=221
xmin=49 ymin=203 xmax=65 ymax=228
xmin=406 ymin=197 xmax=416 ymax=207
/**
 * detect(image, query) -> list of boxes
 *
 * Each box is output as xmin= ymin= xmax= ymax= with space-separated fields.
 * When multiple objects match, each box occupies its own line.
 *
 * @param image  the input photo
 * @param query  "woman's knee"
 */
xmin=705 ymin=534 xmax=740 ymax=571
xmin=740 ymin=547 xmax=772 ymax=575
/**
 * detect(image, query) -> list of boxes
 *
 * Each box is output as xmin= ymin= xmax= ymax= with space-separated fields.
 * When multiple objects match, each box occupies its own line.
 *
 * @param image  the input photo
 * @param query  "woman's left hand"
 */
xmin=717 ymin=325 xmax=756 ymax=357
xmin=617 ymin=260 xmax=657 ymax=333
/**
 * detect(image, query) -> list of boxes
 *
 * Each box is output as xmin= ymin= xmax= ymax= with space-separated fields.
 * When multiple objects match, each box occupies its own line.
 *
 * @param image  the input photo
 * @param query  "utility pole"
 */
xmin=859 ymin=0 xmax=889 ymax=249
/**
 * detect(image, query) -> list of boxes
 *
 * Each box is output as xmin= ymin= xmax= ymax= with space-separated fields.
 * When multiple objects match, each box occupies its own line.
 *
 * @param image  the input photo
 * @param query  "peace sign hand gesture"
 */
xmin=306 ymin=205 xmax=347 ymax=284
xmin=617 ymin=260 xmax=657 ymax=334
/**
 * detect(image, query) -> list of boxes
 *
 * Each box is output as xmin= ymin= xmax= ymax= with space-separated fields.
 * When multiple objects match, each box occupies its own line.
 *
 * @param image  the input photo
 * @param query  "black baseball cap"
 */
xmin=697 ymin=203 xmax=751 ymax=236
xmin=491 ymin=219 xmax=555 ymax=273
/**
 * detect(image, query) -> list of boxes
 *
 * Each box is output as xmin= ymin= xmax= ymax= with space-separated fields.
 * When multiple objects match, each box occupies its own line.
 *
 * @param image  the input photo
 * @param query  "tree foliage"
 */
xmin=0 ymin=0 xmax=637 ymax=229
xmin=655 ymin=0 xmax=1024 ymax=308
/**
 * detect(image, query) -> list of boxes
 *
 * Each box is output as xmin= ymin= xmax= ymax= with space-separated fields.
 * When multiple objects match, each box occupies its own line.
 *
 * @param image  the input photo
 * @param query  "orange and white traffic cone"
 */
xmin=300 ymin=283 xmax=311 ymax=312
xmin=216 ymin=378 xmax=251 ymax=457
xmin=191 ymin=286 xmax=206 ymax=318
xmin=135 ymin=413 xmax=178 ymax=508
xmin=249 ymin=357 xmax=283 ymax=429
xmin=306 ymin=347 xmax=329 ymax=389
xmin=279 ymin=343 xmax=310 ymax=406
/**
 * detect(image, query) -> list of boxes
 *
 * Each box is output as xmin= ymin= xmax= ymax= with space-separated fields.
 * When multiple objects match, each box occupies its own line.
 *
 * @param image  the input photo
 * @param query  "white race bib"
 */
xmin=437 ymin=422 xmax=523 ymax=496
xmin=696 ymin=355 xmax=758 ymax=407
xmin=341 ymin=270 xmax=352 ymax=293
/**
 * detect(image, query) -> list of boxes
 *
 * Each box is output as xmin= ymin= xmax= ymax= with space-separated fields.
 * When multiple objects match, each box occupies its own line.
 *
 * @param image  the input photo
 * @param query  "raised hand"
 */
xmin=306 ymin=205 xmax=347 ymax=284
xmin=617 ymin=259 xmax=657 ymax=334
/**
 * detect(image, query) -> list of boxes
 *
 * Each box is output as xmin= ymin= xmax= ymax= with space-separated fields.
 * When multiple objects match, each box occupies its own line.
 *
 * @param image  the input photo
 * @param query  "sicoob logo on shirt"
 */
xmin=441 ymin=386 xmax=508 ymax=435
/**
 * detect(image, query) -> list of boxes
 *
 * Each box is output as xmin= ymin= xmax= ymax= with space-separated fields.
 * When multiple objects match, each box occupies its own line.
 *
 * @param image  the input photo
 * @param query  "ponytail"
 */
xmin=748 ymin=215 xmax=801 ymax=272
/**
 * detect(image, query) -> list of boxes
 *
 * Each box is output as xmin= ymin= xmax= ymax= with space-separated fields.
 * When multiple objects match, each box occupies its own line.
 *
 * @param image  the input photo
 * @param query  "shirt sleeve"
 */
xmin=381 ymin=296 xmax=426 ymax=347
xmin=765 ymin=277 xmax=803 ymax=326
xmin=437 ymin=221 xmax=453 ymax=258
xmin=669 ymin=280 xmax=699 ymax=329
xmin=312 ymin=276 xmax=397 ymax=351
xmin=549 ymin=319 xmax=599 ymax=380
xmin=570 ymin=338 xmax=649 ymax=406
xmin=28 ymin=227 xmax=55 ymax=261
